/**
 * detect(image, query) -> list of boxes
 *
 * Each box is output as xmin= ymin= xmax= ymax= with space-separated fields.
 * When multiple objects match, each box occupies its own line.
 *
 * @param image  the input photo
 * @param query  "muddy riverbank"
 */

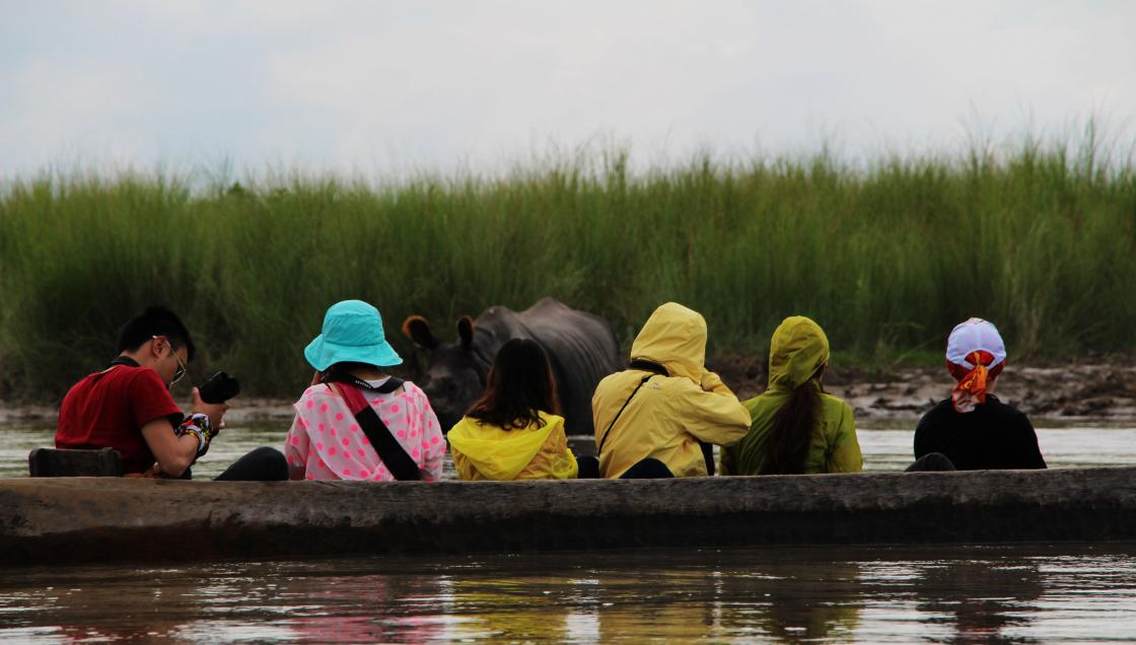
xmin=716 ymin=359 xmax=1136 ymax=422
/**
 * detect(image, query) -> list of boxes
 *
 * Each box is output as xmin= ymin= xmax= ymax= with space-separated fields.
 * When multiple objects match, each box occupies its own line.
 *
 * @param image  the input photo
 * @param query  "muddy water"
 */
xmin=4 ymin=423 xmax=1136 ymax=642
xmin=2 ymin=545 xmax=1136 ymax=643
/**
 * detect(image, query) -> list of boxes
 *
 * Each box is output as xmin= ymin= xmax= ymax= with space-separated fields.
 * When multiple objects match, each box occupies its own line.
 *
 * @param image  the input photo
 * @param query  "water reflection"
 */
xmin=590 ymin=568 xmax=719 ymax=641
xmin=1 ymin=567 xmax=195 ymax=642
xmin=275 ymin=572 xmax=448 ymax=643
xmin=1 ymin=547 xmax=1135 ymax=643
xmin=912 ymin=558 xmax=1042 ymax=644
xmin=748 ymin=563 xmax=862 ymax=642
xmin=443 ymin=575 xmax=576 ymax=641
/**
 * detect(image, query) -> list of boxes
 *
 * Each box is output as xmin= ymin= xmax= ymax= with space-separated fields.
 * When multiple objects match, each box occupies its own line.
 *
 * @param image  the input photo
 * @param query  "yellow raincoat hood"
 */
xmin=768 ymin=316 xmax=830 ymax=390
xmin=592 ymin=302 xmax=750 ymax=478
xmin=448 ymin=412 xmax=575 ymax=480
xmin=630 ymin=302 xmax=708 ymax=382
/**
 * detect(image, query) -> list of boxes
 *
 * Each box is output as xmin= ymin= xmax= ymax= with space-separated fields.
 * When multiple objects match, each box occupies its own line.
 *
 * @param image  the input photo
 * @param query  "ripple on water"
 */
xmin=2 ymin=545 xmax=1136 ymax=642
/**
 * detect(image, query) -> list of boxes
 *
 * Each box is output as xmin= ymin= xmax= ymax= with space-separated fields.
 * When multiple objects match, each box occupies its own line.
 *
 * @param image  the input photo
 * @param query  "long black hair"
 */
xmin=466 ymin=339 xmax=561 ymax=430
xmin=760 ymin=366 xmax=823 ymax=475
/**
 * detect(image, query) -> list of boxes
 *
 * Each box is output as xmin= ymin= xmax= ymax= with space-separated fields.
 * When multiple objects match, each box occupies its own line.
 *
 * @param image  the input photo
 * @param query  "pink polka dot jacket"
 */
xmin=284 ymin=381 xmax=446 ymax=481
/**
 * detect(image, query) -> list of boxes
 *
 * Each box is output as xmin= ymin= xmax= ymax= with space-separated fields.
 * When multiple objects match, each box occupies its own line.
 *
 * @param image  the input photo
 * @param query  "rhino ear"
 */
xmin=457 ymin=316 xmax=475 ymax=350
xmin=401 ymin=315 xmax=438 ymax=350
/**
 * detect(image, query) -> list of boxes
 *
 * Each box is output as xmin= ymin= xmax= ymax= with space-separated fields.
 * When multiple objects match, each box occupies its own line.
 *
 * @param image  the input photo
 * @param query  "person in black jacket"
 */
xmin=911 ymin=318 xmax=1046 ymax=471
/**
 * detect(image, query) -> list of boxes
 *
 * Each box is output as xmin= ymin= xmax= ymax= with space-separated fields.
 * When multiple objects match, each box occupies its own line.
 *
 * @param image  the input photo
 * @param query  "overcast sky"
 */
xmin=2 ymin=1 xmax=1134 ymax=180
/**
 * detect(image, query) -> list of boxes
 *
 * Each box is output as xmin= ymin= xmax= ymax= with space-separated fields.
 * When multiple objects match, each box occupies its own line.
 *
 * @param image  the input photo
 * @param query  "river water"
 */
xmin=3 ymin=423 xmax=1136 ymax=478
xmin=2 ymin=545 xmax=1135 ymax=642
xmin=3 ymin=422 xmax=1136 ymax=642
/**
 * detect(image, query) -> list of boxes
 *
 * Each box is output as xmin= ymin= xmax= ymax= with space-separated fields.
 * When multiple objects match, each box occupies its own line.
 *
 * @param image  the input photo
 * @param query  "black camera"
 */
xmin=198 ymin=371 xmax=241 ymax=404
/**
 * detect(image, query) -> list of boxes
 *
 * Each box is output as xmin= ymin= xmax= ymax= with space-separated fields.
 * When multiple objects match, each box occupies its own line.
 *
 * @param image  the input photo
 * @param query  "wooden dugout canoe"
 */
xmin=1 ymin=467 xmax=1135 ymax=565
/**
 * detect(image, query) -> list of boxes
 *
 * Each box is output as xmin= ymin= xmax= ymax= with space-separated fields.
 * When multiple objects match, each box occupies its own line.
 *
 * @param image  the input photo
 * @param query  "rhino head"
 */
xmin=401 ymin=315 xmax=489 ymax=433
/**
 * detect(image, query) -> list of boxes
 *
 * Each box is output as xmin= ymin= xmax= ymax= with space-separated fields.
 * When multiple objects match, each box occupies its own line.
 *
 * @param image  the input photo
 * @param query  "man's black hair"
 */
xmin=116 ymin=306 xmax=196 ymax=361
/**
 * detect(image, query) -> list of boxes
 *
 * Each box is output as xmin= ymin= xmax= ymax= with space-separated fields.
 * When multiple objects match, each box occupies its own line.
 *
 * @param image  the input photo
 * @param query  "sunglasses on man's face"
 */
xmin=153 ymin=336 xmax=187 ymax=384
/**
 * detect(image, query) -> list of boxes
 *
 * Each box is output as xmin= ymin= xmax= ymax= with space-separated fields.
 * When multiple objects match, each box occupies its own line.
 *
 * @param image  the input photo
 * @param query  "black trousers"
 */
xmin=577 ymin=456 xmax=674 ymax=479
xmin=213 ymin=446 xmax=289 ymax=481
xmin=905 ymin=452 xmax=956 ymax=472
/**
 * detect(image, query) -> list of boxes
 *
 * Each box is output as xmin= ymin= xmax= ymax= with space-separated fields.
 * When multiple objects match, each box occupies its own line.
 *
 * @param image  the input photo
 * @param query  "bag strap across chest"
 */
xmin=326 ymin=376 xmax=422 ymax=481
xmin=595 ymin=360 xmax=669 ymax=457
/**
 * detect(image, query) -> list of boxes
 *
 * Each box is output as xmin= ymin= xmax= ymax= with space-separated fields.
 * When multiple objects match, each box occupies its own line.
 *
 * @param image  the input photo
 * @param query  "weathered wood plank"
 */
xmin=1 ymin=467 xmax=1134 ymax=565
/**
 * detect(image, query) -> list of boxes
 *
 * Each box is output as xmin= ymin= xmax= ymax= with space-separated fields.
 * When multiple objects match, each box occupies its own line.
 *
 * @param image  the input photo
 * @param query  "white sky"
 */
xmin=2 ymin=0 xmax=1134 ymax=180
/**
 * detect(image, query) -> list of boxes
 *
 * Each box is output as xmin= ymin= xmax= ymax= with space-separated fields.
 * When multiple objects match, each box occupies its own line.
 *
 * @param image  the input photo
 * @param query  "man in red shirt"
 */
xmin=57 ymin=306 xmax=286 ymax=480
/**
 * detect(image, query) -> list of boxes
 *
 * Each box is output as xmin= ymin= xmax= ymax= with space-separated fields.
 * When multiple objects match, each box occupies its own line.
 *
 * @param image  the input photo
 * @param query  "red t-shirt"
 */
xmin=56 ymin=365 xmax=183 ymax=474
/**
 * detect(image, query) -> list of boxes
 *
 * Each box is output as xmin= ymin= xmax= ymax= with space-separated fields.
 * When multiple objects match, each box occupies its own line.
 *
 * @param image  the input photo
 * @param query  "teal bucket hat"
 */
xmin=304 ymin=300 xmax=403 ymax=371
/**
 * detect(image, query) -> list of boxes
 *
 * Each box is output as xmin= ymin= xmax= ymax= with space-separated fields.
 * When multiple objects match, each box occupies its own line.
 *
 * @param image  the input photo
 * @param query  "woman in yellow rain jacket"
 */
xmin=448 ymin=339 xmax=578 ymax=480
xmin=589 ymin=302 xmax=751 ymax=478
xmin=722 ymin=316 xmax=862 ymax=475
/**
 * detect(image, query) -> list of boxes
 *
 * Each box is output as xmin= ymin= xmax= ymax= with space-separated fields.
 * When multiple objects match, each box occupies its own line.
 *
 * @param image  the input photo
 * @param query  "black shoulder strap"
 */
xmin=325 ymin=377 xmax=420 ymax=481
xmin=323 ymin=372 xmax=404 ymax=394
xmin=596 ymin=372 xmax=658 ymax=457
xmin=375 ymin=377 xmax=404 ymax=394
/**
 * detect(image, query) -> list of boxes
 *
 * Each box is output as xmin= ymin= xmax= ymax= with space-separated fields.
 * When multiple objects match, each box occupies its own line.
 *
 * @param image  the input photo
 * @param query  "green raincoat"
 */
xmin=723 ymin=316 xmax=863 ymax=475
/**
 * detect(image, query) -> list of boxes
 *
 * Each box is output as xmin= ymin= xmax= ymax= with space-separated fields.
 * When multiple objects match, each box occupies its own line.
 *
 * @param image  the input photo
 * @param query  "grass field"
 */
xmin=2 ymin=142 xmax=1134 ymax=401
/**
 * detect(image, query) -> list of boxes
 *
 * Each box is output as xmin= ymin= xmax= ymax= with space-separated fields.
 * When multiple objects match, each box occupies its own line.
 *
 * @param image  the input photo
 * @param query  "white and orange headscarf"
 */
xmin=945 ymin=318 xmax=1007 ymax=413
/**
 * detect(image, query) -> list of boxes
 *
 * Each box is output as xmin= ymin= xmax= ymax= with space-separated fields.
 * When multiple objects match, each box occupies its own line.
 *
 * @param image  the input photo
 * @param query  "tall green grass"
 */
xmin=2 ymin=143 xmax=1134 ymax=401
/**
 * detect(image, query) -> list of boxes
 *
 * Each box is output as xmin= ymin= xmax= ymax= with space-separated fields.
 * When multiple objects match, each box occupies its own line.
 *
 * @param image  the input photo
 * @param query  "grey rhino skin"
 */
xmin=402 ymin=297 xmax=622 ymax=435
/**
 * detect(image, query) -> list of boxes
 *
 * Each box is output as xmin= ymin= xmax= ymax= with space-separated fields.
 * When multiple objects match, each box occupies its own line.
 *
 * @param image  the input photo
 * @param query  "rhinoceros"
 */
xmin=401 ymin=298 xmax=622 ymax=435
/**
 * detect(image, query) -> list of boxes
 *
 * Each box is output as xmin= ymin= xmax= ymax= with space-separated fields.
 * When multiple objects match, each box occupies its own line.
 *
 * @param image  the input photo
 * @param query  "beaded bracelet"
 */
xmin=177 ymin=413 xmax=214 ymax=459
xmin=182 ymin=426 xmax=206 ymax=458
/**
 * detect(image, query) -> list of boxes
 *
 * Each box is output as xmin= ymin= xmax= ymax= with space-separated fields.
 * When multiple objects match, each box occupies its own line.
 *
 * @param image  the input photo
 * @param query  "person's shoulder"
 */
xmin=986 ymin=396 xmax=1033 ymax=425
xmin=657 ymin=373 xmax=700 ymax=394
xmin=59 ymin=371 xmax=100 ymax=413
xmin=120 ymin=366 xmax=170 ymax=396
xmin=819 ymin=392 xmax=853 ymax=413
xmin=296 ymin=383 xmax=337 ymax=406
xmin=594 ymin=369 xmax=658 ymax=402
xmin=818 ymin=392 xmax=855 ymax=429
xmin=595 ymin=370 xmax=631 ymax=391
xmin=119 ymin=365 xmax=161 ymax=385
xmin=448 ymin=415 xmax=481 ymax=436
xmin=913 ymin=399 xmax=956 ymax=439
xmin=62 ymin=369 xmax=102 ymax=395
xmin=743 ymin=389 xmax=782 ymax=418
xmin=596 ymin=371 xmax=623 ymax=385
xmin=301 ymin=383 xmax=334 ymax=397
xmin=398 ymin=380 xmax=434 ymax=406
xmin=539 ymin=411 xmax=567 ymax=430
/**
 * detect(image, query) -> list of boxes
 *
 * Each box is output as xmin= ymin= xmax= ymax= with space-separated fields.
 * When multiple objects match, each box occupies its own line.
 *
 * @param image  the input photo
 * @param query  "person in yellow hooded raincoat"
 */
xmin=722 ymin=316 xmax=862 ymax=475
xmin=588 ymin=302 xmax=751 ymax=478
xmin=448 ymin=339 xmax=578 ymax=480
